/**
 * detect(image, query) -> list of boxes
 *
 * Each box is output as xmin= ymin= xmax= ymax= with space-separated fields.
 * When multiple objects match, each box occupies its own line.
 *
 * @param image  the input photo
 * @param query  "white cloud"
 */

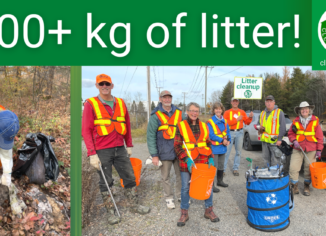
xmin=82 ymin=79 xmax=95 ymax=88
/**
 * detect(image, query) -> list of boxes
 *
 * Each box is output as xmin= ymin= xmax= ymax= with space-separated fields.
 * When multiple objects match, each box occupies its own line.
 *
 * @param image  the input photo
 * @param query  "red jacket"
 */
xmin=82 ymin=96 xmax=133 ymax=156
xmin=288 ymin=115 xmax=324 ymax=152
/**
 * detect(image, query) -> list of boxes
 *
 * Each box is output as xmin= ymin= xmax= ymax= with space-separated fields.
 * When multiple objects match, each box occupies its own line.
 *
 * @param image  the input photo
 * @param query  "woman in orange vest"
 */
xmin=207 ymin=102 xmax=231 ymax=193
xmin=174 ymin=102 xmax=218 ymax=227
xmin=288 ymin=102 xmax=324 ymax=196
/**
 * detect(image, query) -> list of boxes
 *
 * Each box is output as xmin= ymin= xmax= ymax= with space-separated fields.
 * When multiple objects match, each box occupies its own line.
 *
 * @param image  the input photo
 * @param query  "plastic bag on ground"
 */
xmin=13 ymin=133 xmax=59 ymax=183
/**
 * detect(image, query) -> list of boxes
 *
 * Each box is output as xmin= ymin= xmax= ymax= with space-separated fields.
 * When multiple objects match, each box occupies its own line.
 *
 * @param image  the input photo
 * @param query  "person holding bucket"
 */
xmin=82 ymin=74 xmax=150 ymax=225
xmin=207 ymin=102 xmax=231 ymax=193
xmin=288 ymin=101 xmax=324 ymax=196
xmin=174 ymin=102 xmax=219 ymax=227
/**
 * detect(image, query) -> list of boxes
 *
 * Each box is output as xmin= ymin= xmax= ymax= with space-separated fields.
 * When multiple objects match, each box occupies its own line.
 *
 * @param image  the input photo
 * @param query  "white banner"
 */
xmin=234 ymin=77 xmax=263 ymax=99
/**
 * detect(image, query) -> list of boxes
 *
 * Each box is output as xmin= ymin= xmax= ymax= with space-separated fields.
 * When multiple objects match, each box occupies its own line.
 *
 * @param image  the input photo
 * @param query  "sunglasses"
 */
xmin=98 ymin=82 xmax=111 ymax=86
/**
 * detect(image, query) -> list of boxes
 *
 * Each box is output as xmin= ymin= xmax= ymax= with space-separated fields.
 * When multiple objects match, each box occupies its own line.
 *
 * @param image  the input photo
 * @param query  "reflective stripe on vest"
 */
xmin=86 ymin=97 xmax=127 ymax=136
xmin=230 ymin=111 xmax=241 ymax=129
xmin=260 ymin=108 xmax=281 ymax=144
xmin=178 ymin=120 xmax=212 ymax=160
xmin=294 ymin=117 xmax=319 ymax=143
xmin=156 ymin=109 xmax=182 ymax=139
xmin=207 ymin=119 xmax=227 ymax=146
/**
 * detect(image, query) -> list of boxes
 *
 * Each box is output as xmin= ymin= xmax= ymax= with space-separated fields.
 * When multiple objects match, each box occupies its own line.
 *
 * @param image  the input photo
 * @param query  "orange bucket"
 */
xmin=189 ymin=164 xmax=216 ymax=200
xmin=310 ymin=162 xmax=326 ymax=189
xmin=120 ymin=157 xmax=142 ymax=188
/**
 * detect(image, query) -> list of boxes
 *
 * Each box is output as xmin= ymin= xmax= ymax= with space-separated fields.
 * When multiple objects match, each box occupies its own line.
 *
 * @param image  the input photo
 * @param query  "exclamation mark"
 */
xmin=294 ymin=14 xmax=300 ymax=48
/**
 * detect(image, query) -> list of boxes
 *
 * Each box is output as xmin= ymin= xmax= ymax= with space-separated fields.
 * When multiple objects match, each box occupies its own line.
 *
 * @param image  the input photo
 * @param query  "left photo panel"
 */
xmin=0 ymin=66 xmax=71 ymax=235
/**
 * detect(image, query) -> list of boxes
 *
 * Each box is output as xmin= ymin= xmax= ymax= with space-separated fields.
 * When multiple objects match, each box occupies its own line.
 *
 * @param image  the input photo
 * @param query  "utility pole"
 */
xmin=147 ymin=66 xmax=151 ymax=122
xmin=201 ymin=66 xmax=214 ymax=119
xmin=202 ymin=94 xmax=204 ymax=114
xmin=182 ymin=92 xmax=187 ymax=112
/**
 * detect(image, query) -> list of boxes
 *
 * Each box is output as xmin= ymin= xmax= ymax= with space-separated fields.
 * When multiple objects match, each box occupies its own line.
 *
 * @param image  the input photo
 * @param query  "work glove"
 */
xmin=126 ymin=147 xmax=132 ymax=157
xmin=1 ymin=173 xmax=11 ymax=187
xmin=208 ymin=158 xmax=215 ymax=168
xmin=90 ymin=154 xmax=101 ymax=170
xmin=185 ymin=157 xmax=195 ymax=173
xmin=316 ymin=151 xmax=322 ymax=160
xmin=293 ymin=140 xmax=300 ymax=149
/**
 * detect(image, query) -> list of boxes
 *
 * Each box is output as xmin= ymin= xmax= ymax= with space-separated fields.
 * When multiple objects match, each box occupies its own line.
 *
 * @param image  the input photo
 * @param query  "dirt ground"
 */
xmin=82 ymin=142 xmax=326 ymax=236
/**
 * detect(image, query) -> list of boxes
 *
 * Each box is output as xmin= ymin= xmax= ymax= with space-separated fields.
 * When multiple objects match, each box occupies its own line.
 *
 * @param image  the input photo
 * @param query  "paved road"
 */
xmin=82 ymin=142 xmax=326 ymax=236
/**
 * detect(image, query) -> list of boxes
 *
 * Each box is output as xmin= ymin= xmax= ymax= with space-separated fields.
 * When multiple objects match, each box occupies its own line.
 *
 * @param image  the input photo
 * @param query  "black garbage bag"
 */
xmin=277 ymin=140 xmax=293 ymax=156
xmin=12 ymin=133 xmax=59 ymax=183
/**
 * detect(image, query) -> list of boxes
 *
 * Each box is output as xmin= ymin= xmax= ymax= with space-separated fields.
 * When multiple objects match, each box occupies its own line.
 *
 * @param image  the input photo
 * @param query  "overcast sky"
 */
xmin=82 ymin=66 xmax=312 ymax=106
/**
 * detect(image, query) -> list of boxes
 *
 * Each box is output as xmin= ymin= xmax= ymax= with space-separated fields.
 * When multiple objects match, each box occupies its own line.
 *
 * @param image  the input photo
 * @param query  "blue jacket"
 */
xmin=146 ymin=103 xmax=185 ymax=161
xmin=207 ymin=115 xmax=231 ymax=155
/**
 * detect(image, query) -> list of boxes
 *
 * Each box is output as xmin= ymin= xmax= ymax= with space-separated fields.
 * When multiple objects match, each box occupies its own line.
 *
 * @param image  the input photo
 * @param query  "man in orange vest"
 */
xmin=174 ymin=102 xmax=219 ymax=227
xmin=147 ymin=90 xmax=185 ymax=209
xmin=223 ymin=98 xmax=253 ymax=176
xmin=82 ymin=74 xmax=150 ymax=225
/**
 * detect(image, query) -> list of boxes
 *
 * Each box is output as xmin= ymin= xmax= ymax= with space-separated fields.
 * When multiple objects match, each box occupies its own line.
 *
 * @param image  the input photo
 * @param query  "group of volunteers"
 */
xmin=82 ymin=74 xmax=324 ymax=227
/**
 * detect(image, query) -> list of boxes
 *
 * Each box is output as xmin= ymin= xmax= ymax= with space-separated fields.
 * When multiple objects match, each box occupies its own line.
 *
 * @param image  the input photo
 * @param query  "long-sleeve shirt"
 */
xmin=207 ymin=115 xmax=231 ymax=154
xmin=174 ymin=117 xmax=214 ymax=172
xmin=82 ymin=95 xmax=133 ymax=156
xmin=258 ymin=105 xmax=286 ymax=142
xmin=224 ymin=108 xmax=252 ymax=130
xmin=288 ymin=115 xmax=324 ymax=152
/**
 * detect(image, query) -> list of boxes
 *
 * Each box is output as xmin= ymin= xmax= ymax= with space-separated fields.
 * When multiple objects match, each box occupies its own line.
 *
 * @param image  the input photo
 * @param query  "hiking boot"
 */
xmin=124 ymin=186 xmax=150 ymax=214
xmin=303 ymin=182 xmax=310 ymax=196
xmin=204 ymin=206 xmax=220 ymax=222
xmin=233 ymin=170 xmax=239 ymax=176
xmin=291 ymin=182 xmax=299 ymax=194
xmin=216 ymin=170 xmax=228 ymax=187
xmin=101 ymin=192 xmax=121 ymax=225
xmin=177 ymin=209 xmax=189 ymax=227
xmin=166 ymin=199 xmax=175 ymax=209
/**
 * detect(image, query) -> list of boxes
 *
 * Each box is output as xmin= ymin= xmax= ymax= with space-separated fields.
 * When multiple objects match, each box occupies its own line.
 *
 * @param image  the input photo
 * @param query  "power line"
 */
xmin=119 ymin=66 xmax=129 ymax=97
xmin=124 ymin=66 xmax=138 ymax=93
xmin=208 ymin=66 xmax=243 ymax=78
xmin=187 ymin=67 xmax=201 ymax=94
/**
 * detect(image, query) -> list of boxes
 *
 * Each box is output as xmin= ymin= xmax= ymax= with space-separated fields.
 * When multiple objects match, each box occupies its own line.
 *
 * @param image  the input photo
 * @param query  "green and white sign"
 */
xmin=318 ymin=11 xmax=326 ymax=49
xmin=234 ymin=77 xmax=263 ymax=99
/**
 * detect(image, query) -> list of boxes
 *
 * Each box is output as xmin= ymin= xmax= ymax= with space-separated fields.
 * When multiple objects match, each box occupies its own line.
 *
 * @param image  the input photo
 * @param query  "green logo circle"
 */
xmin=244 ymin=90 xmax=252 ymax=98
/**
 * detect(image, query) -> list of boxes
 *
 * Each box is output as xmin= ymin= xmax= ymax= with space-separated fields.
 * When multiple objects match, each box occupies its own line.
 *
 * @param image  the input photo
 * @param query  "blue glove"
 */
xmin=208 ymin=158 xmax=215 ymax=168
xmin=185 ymin=157 xmax=195 ymax=173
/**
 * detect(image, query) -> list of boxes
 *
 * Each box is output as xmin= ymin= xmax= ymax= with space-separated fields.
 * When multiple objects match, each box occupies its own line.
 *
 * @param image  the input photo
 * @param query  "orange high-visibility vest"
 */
xmin=207 ymin=119 xmax=228 ymax=146
xmin=293 ymin=117 xmax=319 ymax=143
xmin=178 ymin=120 xmax=212 ymax=160
xmin=156 ymin=109 xmax=182 ymax=139
xmin=0 ymin=105 xmax=5 ymax=111
xmin=86 ymin=97 xmax=127 ymax=136
xmin=229 ymin=110 xmax=241 ymax=129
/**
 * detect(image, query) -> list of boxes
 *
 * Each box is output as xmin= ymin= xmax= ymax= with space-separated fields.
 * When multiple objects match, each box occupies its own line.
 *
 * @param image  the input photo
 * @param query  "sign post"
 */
xmin=234 ymin=77 xmax=263 ymax=99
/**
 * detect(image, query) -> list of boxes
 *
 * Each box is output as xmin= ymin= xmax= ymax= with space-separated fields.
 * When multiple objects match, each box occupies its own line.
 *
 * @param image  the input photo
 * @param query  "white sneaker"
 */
xmin=166 ymin=199 xmax=175 ymax=209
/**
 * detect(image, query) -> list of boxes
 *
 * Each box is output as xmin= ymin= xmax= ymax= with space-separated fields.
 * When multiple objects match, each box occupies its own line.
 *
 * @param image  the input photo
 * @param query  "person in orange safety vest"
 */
xmin=223 ymin=98 xmax=253 ymax=176
xmin=82 ymin=74 xmax=150 ymax=225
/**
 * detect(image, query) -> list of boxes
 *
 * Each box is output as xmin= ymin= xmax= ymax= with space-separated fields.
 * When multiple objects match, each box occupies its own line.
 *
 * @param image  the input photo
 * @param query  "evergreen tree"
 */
xmin=220 ymin=81 xmax=234 ymax=109
xmin=151 ymin=101 xmax=156 ymax=110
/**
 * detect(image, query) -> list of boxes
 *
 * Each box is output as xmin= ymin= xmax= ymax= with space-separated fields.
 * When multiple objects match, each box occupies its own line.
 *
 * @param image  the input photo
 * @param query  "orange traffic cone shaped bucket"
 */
xmin=120 ymin=157 xmax=142 ymax=188
xmin=310 ymin=162 xmax=326 ymax=189
xmin=189 ymin=163 xmax=216 ymax=200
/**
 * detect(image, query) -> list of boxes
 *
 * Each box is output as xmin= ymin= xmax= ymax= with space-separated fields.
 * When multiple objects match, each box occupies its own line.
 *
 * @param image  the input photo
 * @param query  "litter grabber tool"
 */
xmin=298 ymin=146 xmax=312 ymax=166
xmin=99 ymin=163 xmax=121 ymax=218
xmin=246 ymin=157 xmax=253 ymax=170
xmin=183 ymin=141 xmax=197 ymax=169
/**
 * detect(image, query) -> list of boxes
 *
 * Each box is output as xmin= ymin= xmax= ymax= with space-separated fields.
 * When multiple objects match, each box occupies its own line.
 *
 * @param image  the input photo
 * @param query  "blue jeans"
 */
xmin=180 ymin=171 xmax=213 ymax=210
xmin=224 ymin=130 xmax=244 ymax=171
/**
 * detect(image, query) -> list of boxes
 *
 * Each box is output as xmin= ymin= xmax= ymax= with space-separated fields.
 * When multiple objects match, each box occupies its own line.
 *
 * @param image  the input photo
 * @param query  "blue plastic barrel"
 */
xmin=246 ymin=174 xmax=290 ymax=231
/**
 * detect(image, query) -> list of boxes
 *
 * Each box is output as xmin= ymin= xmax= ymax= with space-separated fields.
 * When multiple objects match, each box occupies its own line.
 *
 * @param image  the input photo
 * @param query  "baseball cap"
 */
xmin=0 ymin=110 xmax=20 ymax=150
xmin=265 ymin=95 xmax=275 ymax=101
xmin=231 ymin=97 xmax=239 ymax=101
xmin=96 ymin=74 xmax=112 ymax=84
xmin=160 ymin=90 xmax=172 ymax=97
